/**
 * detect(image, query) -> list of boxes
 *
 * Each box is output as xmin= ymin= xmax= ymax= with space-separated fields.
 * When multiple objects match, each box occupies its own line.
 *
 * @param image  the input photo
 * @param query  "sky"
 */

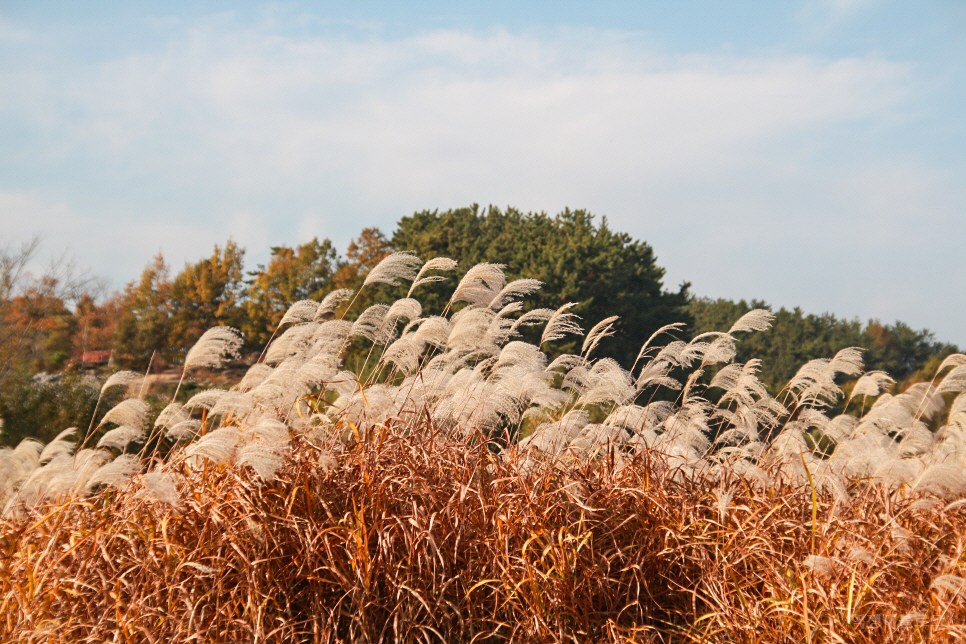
xmin=1 ymin=1 xmax=964 ymax=346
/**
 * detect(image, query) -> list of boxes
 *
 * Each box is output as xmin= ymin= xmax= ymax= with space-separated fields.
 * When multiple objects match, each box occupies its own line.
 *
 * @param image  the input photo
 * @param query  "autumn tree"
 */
xmin=168 ymin=241 xmax=246 ymax=355
xmin=113 ymin=253 xmax=174 ymax=369
xmin=243 ymin=238 xmax=340 ymax=349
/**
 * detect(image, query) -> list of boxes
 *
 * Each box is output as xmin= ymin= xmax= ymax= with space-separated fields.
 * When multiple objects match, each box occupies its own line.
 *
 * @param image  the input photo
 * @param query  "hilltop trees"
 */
xmin=689 ymin=297 xmax=959 ymax=393
xmin=392 ymin=205 xmax=692 ymax=364
xmin=243 ymin=238 xmax=340 ymax=348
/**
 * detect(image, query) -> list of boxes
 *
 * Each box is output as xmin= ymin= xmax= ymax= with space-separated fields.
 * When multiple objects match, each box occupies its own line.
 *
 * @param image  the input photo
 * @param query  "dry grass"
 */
xmin=3 ymin=422 xmax=964 ymax=643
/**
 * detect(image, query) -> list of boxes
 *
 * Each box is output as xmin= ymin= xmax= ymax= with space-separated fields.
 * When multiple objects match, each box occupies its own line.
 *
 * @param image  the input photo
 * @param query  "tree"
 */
xmin=391 ymin=205 xmax=692 ymax=365
xmin=113 ymin=253 xmax=174 ymax=368
xmin=688 ymin=297 xmax=959 ymax=394
xmin=243 ymin=238 xmax=340 ymax=349
xmin=333 ymin=227 xmax=393 ymax=292
xmin=169 ymin=241 xmax=246 ymax=356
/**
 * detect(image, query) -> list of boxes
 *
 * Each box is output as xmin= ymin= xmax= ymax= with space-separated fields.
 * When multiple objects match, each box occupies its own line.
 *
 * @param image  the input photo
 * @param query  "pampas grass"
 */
xmin=2 ymin=254 xmax=966 ymax=642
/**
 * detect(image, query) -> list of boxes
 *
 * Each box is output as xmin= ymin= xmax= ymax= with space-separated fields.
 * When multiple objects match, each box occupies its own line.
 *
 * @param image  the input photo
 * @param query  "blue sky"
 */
xmin=1 ymin=1 xmax=965 ymax=346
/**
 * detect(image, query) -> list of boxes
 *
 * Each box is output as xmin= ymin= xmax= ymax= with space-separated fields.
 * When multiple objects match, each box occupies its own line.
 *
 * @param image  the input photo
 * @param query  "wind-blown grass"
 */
xmin=1 ymin=252 xmax=966 ymax=642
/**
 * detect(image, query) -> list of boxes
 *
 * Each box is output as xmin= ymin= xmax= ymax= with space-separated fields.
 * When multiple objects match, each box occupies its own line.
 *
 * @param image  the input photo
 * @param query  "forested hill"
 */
xmin=689 ymin=297 xmax=958 ymax=393
xmin=0 ymin=203 xmax=959 ymax=444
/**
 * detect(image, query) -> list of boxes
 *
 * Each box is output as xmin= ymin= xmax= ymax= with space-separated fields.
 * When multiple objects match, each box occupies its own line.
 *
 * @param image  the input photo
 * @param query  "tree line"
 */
xmin=0 ymin=204 xmax=958 ymax=444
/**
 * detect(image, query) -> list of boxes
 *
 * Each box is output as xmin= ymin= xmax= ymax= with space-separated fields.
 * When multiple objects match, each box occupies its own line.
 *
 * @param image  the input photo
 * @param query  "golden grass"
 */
xmin=2 ymin=421 xmax=965 ymax=643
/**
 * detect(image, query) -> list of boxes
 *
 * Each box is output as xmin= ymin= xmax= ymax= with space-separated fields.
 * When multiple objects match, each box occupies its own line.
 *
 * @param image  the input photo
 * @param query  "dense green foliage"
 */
xmin=393 ymin=204 xmax=692 ymax=364
xmin=690 ymin=297 xmax=959 ymax=394
xmin=1 ymin=206 xmax=960 ymax=444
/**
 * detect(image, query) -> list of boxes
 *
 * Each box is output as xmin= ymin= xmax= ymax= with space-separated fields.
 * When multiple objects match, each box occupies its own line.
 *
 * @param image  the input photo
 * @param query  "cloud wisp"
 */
xmin=1 ymin=16 xmax=962 ymax=343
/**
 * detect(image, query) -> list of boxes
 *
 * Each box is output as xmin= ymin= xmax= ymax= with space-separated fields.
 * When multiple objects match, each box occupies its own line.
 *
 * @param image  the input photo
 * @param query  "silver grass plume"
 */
xmin=101 ymin=370 xmax=143 ymax=394
xmin=155 ymin=403 xmax=188 ymax=429
xmin=166 ymin=420 xmax=201 ymax=442
xmin=938 ymin=353 xmax=966 ymax=375
xmin=280 ymin=299 xmax=319 ymax=326
xmin=850 ymin=371 xmax=894 ymax=400
xmin=314 ymin=288 xmax=354 ymax=319
xmin=488 ymin=278 xmax=543 ymax=310
xmin=540 ymin=302 xmax=582 ymax=345
xmin=581 ymin=316 xmax=619 ymax=357
xmin=451 ymin=263 xmax=507 ymax=306
xmin=39 ymin=427 xmax=78 ymax=463
xmin=939 ymin=364 xmax=966 ymax=395
xmin=184 ymin=326 xmax=243 ymax=370
xmin=350 ymin=304 xmax=390 ymax=343
xmin=931 ymin=574 xmax=966 ymax=597
xmin=407 ymin=257 xmax=458 ymax=296
xmin=632 ymin=322 xmax=686 ymax=369
xmin=235 ymin=364 xmax=274 ymax=392
xmin=183 ymin=388 xmax=227 ymax=411
xmin=100 ymin=398 xmax=150 ymax=430
xmin=86 ymin=454 xmax=141 ymax=492
xmin=185 ymin=426 xmax=241 ymax=465
xmin=97 ymin=426 xmax=145 ymax=450
xmin=363 ymin=251 xmax=423 ymax=287
xmin=134 ymin=471 xmax=182 ymax=508
xmin=727 ymin=309 xmax=775 ymax=335
xmin=265 ymin=323 xmax=317 ymax=364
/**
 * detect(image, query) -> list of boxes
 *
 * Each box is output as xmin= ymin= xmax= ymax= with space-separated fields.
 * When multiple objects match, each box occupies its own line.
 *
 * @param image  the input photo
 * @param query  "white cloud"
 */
xmin=1 ymin=19 xmax=962 ymax=344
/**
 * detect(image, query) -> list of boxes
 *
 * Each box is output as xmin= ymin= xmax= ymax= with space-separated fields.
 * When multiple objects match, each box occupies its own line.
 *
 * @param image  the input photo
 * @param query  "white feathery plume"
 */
xmin=39 ymin=430 xmax=77 ymax=463
xmin=279 ymin=299 xmax=318 ymax=326
xmin=381 ymin=335 xmax=422 ymax=375
xmin=633 ymin=322 xmax=687 ymax=366
xmin=938 ymin=353 xmax=966 ymax=375
xmin=235 ymin=364 xmax=274 ymax=393
xmin=931 ymin=574 xmax=966 ymax=597
xmin=407 ymin=257 xmax=458 ymax=296
xmin=166 ymin=420 xmax=201 ymax=442
xmin=265 ymin=323 xmax=318 ymax=364
xmin=12 ymin=439 xmax=43 ymax=470
xmin=728 ymin=309 xmax=775 ymax=335
xmin=939 ymin=364 xmax=966 ymax=395
xmin=801 ymin=555 xmax=839 ymax=578
xmin=184 ymin=326 xmax=243 ymax=369
xmin=494 ymin=341 xmax=547 ymax=372
xmin=363 ymin=251 xmax=423 ymax=287
xmin=185 ymin=426 xmax=241 ymax=465
xmin=101 ymin=370 xmax=143 ymax=394
xmin=385 ymin=298 xmax=422 ymax=325
xmin=830 ymin=347 xmax=864 ymax=377
xmin=412 ymin=316 xmax=452 ymax=349
xmin=86 ymin=454 xmax=141 ymax=492
xmin=850 ymin=371 xmax=894 ymax=400
xmin=100 ymin=398 xmax=151 ymax=430
xmin=540 ymin=302 xmax=582 ymax=345
xmin=134 ymin=472 xmax=182 ymax=508
xmin=154 ymin=403 xmax=188 ymax=429
xmin=451 ymin=263 xmax=507 ymax=306
xmin=350 ymin=304 xmax=390 ymax=343
xmin=376 ymin=298 xmax=423 ymax=345
xmin=183 ymin=388 xmax=227 ymax=411
xmin=579 ymin=358 xmax=636 ymax=406
xmin=97 ymin=425 xmax=146 ymax=451
xmin=546 ymin=353 xmax=583 ymax=373
xmin=634 ymin=359 xmax=680 ymax=391
xmin=488 ymin=278 xmax=543 ymax=310
xmin=913 ymin=463 xmax=966 ymax=498
xmin=713 ymin=486 xmax=734 ymax=523
xmin=210 ymin=391 xmax=255 ymax=418
xmin=581 ymin=316 xmax=619 ymax=357
xmin=509 ymin=307 xmax=555 ymax=335
xmin=845 ymin=547 xmax=876 ymax=564
xmin=310 ymin=319 xmax=353 ymax=354
xmin=315 ymin=288 xmax=355 ymax=320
